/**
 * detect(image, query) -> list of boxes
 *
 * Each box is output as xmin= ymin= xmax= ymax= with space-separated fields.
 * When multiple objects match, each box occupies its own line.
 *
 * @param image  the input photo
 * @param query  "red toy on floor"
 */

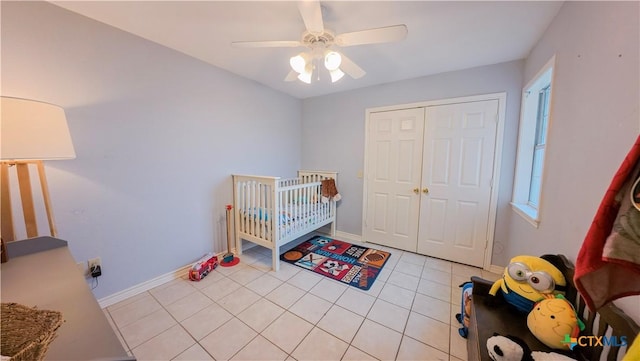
xmin=188 ymin=253 xmax=218 ymax=281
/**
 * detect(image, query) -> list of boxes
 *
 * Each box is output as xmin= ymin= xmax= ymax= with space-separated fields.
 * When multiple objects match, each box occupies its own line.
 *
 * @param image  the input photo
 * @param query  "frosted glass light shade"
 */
xmin=297 ymin=71 xmax=312 ymax=84
xmin=1 ymin=97 xmax=76 ymax=161
xmin=290 ymin=54 xmax=308 ymax=74
xmin=330 ymin=69 xmax=345 ymax=83
xmin=324 ymin=51 xmax=342 ymax=71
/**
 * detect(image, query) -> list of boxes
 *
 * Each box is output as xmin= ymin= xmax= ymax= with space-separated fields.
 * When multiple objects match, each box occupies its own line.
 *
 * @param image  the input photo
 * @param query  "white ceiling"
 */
xmin=51 ymin=1 xmax=563 ymax=99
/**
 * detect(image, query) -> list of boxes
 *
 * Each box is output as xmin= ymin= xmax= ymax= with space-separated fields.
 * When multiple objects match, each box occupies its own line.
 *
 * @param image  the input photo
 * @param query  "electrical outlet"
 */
xmin=88 ymin=257 xmax=102 ymax=277
xmin=88 ymin=257 xmax=101 ymax=270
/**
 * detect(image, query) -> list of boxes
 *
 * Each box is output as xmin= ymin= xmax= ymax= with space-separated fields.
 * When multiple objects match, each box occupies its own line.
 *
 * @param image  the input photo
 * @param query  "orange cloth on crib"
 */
xmin=322 ymin=179 xmax=339 ymax=198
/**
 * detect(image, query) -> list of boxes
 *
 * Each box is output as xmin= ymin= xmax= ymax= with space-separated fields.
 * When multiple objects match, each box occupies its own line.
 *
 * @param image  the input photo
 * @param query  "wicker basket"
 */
xmin=1 ymin=303 xmax=63 ymax=361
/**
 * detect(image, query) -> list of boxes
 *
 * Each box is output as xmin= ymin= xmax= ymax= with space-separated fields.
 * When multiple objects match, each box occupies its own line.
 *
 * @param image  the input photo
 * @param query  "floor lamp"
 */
xmin=1 ymin=96 xmax=76 ymax=242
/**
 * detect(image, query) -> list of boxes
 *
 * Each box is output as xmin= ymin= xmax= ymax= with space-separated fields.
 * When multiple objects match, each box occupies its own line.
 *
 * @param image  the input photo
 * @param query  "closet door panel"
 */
xmin=364 ymin=95 xmax=502 ymax=268
xmin=364 ymin=108 xmax=425 ymax=252
xmin=417 ymin=100 xmax=498 ymax=267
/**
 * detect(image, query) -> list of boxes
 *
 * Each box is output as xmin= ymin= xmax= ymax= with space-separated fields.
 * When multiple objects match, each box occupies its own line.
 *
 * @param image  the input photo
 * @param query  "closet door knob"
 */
xmin=423 ymin=188 xmax=429 ymax=194
xmin=413 ymin=188 xmax=420 ymax=194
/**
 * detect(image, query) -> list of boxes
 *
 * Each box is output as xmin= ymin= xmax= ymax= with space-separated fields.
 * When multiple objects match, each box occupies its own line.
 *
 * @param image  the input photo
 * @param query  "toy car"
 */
xmin=188 ymin=253 xmax=218 ymax=281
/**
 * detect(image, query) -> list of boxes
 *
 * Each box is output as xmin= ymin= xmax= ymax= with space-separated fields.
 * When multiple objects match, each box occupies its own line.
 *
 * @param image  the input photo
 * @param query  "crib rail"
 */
xmin=232 ymin=171 xmax=338 ymax=271
xmin=298 ymin=170 xmax=338 ymax=184
xmin=277 ymin=181 xmax=333 ymax=238
xmin=278 ymin=177 xmax=301 ymax=187
xmin=233 ymin=175 xmax=277 ymax=248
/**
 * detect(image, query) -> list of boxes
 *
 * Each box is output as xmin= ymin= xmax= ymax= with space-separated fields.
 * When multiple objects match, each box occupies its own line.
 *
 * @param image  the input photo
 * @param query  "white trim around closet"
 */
xmin=362 ymin=92 xmax=507 ymax=271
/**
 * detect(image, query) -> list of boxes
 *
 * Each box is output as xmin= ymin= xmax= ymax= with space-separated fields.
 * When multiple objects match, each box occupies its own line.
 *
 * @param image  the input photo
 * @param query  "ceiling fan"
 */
xmin=231 ymin=0 xmax=408 ymax=84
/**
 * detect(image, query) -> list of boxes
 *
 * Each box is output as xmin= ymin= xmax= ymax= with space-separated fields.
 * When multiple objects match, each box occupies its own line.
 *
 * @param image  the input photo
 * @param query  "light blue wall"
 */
xmin=2 ymin=1 xmax=302 ymax=298
xmin=300 ymin=1 xmax=640 ymax=322
xmin=5 ymin=1 xmax=638 ymax=323
xmin=301 ymin=60 xmax=525 ymax=267
xmin=506 ymin=1 xmax=639 ymax=322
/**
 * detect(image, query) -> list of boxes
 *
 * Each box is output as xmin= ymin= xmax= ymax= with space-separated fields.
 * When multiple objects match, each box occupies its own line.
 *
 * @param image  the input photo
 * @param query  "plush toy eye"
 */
xmin=507 ymin=262 xmax=530 ymax=281
xmin=528 ymin=271 xmax=555 ymax=292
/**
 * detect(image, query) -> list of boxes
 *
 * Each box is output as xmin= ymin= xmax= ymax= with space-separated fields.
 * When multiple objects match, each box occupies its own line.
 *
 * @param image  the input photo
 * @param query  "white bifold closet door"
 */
xmin=364 ymin=99 xmax=499 ymax=268
xmin=365 ymin=108 xmax=426 ymax=253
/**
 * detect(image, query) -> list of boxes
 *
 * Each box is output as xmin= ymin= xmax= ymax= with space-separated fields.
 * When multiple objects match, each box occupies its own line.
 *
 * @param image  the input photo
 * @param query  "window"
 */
xmin=511 ymin=56 xmax=554 ymax=227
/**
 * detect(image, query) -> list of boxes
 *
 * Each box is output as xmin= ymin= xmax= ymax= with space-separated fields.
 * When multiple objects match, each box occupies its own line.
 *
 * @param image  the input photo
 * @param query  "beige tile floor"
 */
xmin=104 ymin=239 xmax=501 ymax=361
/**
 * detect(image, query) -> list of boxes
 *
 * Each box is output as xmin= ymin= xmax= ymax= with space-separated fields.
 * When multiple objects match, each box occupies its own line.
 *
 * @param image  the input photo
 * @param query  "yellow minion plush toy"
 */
xmin=489 ymin=255 xmax=566 ymax=313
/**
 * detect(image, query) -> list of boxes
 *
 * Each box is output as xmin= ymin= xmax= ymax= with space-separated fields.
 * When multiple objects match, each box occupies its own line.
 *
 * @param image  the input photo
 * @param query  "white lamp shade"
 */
xmin=330 ymin=68 xmax=345 ymax=83
xmin=297 ymin=71 xmax=312 ymax=84
xmin=1 ymin=97 xmax=76 ymax=161
xmin=290 ymin=54 xmax=308 ymax=74
xmin=324 ymin=51 xmax=342 ymax=71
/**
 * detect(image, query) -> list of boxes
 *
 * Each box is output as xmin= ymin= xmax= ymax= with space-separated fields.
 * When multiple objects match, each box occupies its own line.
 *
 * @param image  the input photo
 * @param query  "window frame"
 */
xmin=511 ymin=56 xmax=555 ymax=227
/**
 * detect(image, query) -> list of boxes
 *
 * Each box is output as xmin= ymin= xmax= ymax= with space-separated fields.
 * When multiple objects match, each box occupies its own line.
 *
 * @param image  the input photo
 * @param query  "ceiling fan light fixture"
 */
xmin=298 ymin=62 xmax=314 ymax=84
xmin=232 ymin=0 xmax=408 ymax=86
xmin=330 ymin=68 xmax=344 ymax=83
xmin=297 ymin=71 xmax=312 ymax=84
xmin=290 ymin=53 xmax=308 ymax=74
xmin=324 ymin=51 xmax=342 ymax=71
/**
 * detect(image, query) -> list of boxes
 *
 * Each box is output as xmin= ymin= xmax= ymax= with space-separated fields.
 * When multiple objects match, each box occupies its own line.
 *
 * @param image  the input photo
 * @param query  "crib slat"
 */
xmin=268 ymin=183 xmax=272 ymax=239
xmin=257 ymin=183 xmax=262 ymax=239
xmin=250 ymin=181 xmax=255 ymax=236
xmin=263 ymin=183 xmax=269 ymax=240
xmin=294 ymin=187 xmax=299 ymax=233
xmin=278 ymin=188 xmax=282 ymax=237
xmin=240 ymin=183 xmax=247 ymax=234
xmin=253 ymin=181 xmax=258 ymax=236
xmin=262 ymin=182 xmax=267 ymax=239
xmin=284 ymin=187 xmax=289 ymax=235
xmin=266 ymin=183 xmax=272 ymax=242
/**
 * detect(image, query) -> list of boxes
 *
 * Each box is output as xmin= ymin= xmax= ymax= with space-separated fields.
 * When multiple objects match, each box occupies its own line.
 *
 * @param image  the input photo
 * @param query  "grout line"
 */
xmin=104 ymin=307 xmax=135 ymax=356
xmin=150 ymin=287 xmax=204 ymax=359
xmin=111 ymin=249 xmax=477 ymax=361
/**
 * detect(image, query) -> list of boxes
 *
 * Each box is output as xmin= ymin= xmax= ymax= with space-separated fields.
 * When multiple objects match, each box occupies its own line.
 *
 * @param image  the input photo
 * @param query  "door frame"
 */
xmin=362 ymin=92 xmax=507 ymax=270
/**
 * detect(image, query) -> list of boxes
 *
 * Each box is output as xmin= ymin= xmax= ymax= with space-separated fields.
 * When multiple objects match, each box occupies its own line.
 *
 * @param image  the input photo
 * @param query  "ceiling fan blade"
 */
xmin=335 ymin=24 xmax=408 ymax=47
xmin=284 ymin=70 xmax=299 ymax=82
xmin=232 ymin=40 xmax=302 ymax=48
xmin=298 ymin=0 xmax=324 ymax=34
xmin=340 ymin=54 xmax=366 ymax=79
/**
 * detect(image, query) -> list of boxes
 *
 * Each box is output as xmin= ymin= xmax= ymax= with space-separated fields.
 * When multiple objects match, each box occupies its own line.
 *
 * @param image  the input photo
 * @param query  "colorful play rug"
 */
xmin=280 ymin=235 xmax=391 ymax=291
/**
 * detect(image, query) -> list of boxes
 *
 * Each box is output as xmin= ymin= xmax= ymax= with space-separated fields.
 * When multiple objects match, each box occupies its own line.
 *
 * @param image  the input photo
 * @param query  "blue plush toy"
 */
xmin=455 ymin=281 xmax=473 ymax=338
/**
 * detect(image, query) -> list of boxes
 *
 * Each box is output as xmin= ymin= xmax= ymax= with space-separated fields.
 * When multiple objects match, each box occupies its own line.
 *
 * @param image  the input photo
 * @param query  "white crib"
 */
xmin=232 ymin=170 xmax=338 ymax=271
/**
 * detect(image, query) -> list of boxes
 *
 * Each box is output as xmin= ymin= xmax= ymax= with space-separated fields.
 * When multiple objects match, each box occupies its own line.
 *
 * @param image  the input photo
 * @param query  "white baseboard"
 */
xmin=99 ymin=232 xmax=499 ymax=309
xmin=98 ymin=252 xmax=225 ymax=309
xmin=488 ymin=264 xmax=504 ymax=275
xmin=98 ymin=264 xmax=191 ymax=308
xmin=333 ymin=230 xmax=504 ymax=274
xmin=99 ymin=232 xmax=363 ymax=308
xmin=334 ymin=230 xmax=362 ymax=243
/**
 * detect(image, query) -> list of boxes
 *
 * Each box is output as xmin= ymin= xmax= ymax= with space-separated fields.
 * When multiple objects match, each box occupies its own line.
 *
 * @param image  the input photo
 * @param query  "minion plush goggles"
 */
xmin=507 ymin=262 xmax=565 ymax=293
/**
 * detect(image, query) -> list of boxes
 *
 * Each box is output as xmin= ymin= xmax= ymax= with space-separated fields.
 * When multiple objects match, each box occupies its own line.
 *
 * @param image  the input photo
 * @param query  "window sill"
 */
xmin=510 ymin=202 xmax=540 ymax=228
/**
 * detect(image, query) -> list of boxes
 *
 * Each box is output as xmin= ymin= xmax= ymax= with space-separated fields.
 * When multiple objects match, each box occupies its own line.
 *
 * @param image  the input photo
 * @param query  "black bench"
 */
xmin=467 ymin=254 xmax=639 ymax=361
